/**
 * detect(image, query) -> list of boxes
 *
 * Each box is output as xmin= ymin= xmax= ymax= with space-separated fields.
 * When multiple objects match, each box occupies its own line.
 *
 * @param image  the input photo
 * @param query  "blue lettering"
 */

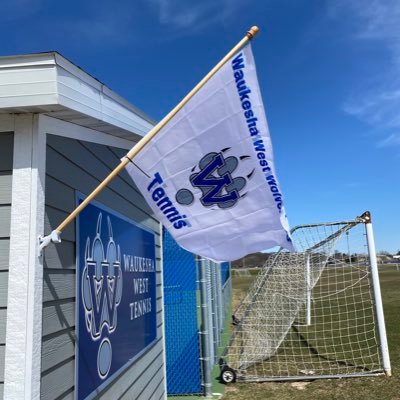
xmin=245 ymin=110 xmax=254 ymax=119
xmin=232 ymin=53 xmax=245 ymax=70
xmin=266 ymin=175 xmax=277 ymax=186
xmin=234 ymin=70 xmax=244 ymax=81
xmin=173 ymin=220 xmax=187 ymax=229
xmin=147 ymin=172 xmax=163 ymax=191
xmin=147 ymin=173 xmax=189 ymax=229
xmin=254 ymin=140 xmax=265 ymax=152
xmin=239 ymin=88 xmax=251 ymax=101
xmin=231 ymin=52 xmax=286 ymax=215
xmin=237 ymin=79 xmax=246 ymax=93
xmin=152 ymin=187 xmax=165 ymax=201
xmin=242 ymin=100 xmax=251 ymax=110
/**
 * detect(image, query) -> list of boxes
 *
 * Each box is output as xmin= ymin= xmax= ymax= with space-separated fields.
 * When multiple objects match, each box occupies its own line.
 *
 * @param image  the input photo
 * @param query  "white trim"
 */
xmin=0 ymin=52 xmax=154 ymax=139
xmin=0 ymin=53 xmax=56 ymax=69
xmin=365 ymin=221 xmax=392 ymax=376
xmin=39 ymin=114 xmax=136 ymax=150
xmin=53 ymin=53 xmax=154 ymax=125
xmin=4 ymin=114 xmax=46 ymax=400
xmin=54 ymin=53 xmax=102 ymax=90
xmin=158 ymin=223 xmax=168 ymax=400
xmin=305 ymin=254 xmax=311 ymax=326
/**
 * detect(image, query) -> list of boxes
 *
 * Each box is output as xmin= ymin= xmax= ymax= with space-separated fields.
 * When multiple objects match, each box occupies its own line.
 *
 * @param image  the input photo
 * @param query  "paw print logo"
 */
xmin=82 ymin=213 xmax=123 ymax=379
xmin=176 ymin=148 xmax=254 ymax=209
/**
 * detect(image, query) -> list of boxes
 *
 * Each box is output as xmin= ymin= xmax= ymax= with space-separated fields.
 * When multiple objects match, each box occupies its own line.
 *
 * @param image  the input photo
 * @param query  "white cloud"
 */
xmin=157 ymin=0 xmax=216 ymax=28
xmin=59 ymin=0 xmax=251 ymax=44
xmin=377 ymin=133 xmax=400 ymax=148
xmin=328 ymin=0 xmax=400 ymax=41
xmin=147 ymin=0 xmax=250 ymax=35
xmin=329 ymin=0 xmax=400 ymax=146
xmin=343 ymin=86 xmax=400 ymax=129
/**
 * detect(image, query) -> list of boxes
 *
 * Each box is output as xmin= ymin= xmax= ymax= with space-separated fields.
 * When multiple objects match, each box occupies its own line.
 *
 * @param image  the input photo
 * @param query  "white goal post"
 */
xmin=220 ymin=211 xmax=391 ymax=383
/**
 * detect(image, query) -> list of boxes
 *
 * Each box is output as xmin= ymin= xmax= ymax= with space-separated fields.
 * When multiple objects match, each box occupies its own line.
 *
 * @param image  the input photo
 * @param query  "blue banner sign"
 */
xmin=75 ymin=194 xmax=157 ymax=400
xmin=220 ymin=262 xmax=230 ymax=285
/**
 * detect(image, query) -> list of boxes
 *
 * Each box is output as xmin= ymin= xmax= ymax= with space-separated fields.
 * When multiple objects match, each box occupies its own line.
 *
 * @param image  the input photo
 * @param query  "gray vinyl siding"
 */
xmin=41 ymin=134 xmax=164 ymax=400
xmin=0 ymin=132 xmax=13 ymax=399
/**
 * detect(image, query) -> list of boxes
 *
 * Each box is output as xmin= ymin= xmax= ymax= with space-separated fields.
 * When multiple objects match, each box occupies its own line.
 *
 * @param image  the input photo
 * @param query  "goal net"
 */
xmin=221 ymin=214 xmax=390 ymax=382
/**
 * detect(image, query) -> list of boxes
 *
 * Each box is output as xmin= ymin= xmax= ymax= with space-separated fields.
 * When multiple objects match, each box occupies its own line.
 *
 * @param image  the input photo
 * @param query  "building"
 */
xmin=0 ymin=52 xmax=165 ymax=400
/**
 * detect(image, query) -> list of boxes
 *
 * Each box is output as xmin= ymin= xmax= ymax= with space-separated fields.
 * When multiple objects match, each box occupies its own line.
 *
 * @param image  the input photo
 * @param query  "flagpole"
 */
xmin=39 ymin=26 xmax=260 ymax=251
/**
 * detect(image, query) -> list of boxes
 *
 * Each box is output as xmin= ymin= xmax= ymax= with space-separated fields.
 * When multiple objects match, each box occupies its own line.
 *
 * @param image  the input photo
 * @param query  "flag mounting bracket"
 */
xmin=38 ymin=230 xmax=61 ymax=255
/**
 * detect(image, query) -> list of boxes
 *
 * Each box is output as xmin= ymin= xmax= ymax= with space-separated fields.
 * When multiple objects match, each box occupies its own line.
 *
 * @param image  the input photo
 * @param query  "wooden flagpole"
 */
xmin=39 ymin=26 xmax=259 ymax=249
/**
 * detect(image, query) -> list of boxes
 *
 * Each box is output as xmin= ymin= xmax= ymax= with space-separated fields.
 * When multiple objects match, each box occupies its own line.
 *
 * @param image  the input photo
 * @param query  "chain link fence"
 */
xmin=163 ymin=229 xmax=232 ymax=396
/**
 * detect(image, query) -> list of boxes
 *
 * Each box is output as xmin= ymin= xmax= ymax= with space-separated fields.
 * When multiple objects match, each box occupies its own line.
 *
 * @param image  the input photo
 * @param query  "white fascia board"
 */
xmin=53 ymin=53 xmax=154 ymax=135
xmin=0 ymin=53 xmax=57 ymax=69
xmin=53 ymin=53 xmax=154 ymax=124
xmin=0 ymin=52 xmax=155 ymax=138
xmin=56 ymin=65 xmax=154 ymax=136
xmin=0 ymin=94 xmax=58 ymax=109
xmin=0 ymin=58 xmax=58 ymax=109
xmin=100 ymin=92 xmax=152 ymax=136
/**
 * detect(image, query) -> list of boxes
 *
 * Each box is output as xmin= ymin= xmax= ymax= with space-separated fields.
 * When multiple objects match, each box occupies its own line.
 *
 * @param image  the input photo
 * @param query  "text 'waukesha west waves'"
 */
xmin=231 ymin=52 xmax=283 ymax=213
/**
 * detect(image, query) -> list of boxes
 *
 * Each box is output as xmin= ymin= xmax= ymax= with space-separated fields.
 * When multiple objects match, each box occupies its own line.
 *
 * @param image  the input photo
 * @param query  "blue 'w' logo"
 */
xmin=175 ymin=149 xmax=249 ymax=210
xmin=84 ymin=262 xmax=120 ymax=336
xmin=82 ymin=214 xmax=123 ymax=340
xmin=191 ymin=153 xmax=239 ymax=206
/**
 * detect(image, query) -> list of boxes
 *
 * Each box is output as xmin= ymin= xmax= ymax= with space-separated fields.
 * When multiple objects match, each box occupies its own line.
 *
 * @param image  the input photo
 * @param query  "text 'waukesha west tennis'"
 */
xmin=123 ymin=254 xmax=155 ymax=320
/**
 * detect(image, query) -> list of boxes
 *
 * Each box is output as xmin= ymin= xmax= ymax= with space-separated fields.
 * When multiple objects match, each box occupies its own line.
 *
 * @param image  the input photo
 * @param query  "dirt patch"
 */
xmin=290 ymin=382 xmax=310 ymax=391
xmin=224 ymin=385 xmax=239 ymax=393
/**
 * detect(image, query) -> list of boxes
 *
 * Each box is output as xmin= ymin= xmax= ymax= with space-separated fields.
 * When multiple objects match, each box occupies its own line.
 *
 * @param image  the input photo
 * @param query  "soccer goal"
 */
xmin=219 ymin=211 xmax=391 ymax=383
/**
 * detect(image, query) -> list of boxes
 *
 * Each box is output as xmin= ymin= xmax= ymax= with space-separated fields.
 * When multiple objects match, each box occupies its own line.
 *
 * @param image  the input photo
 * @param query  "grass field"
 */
xmin=222 ymin=266 xmax=400 ymax=400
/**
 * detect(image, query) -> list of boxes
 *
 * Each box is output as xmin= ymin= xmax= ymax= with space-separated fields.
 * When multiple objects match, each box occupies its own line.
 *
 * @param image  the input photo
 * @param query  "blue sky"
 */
xmin=1 ymin=0 xmax=399 ymax=252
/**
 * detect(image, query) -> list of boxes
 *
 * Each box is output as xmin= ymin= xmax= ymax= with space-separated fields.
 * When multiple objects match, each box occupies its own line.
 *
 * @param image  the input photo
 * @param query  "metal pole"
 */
xmin=158 ymin=226 xmax=169 ymax=397
xmin=306 ymin=254 xmax=312 ymax=326
xmin=198 ymin=257 xmax=212 ymax=397
xmin=216 ymin=264 xmax=223 ymax=333
xmin=346 ymin=231 xmax=352 ymax=266
xmin=210 ymin=262 xmax=219 ymax=360
xmin=363 ymin=212 xmax=392 ymax=376
xmin=206 ymin=261 xmax=215 ymax=367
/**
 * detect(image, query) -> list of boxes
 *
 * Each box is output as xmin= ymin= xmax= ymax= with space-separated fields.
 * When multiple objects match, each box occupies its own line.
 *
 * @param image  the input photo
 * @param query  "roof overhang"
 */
xmin=0 ymin=52 xmax=155 ymax=142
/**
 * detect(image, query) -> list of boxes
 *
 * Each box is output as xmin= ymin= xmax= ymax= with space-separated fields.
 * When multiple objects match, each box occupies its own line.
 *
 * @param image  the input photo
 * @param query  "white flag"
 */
xmin=125 ymin=44 xmax=294 ymax=262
